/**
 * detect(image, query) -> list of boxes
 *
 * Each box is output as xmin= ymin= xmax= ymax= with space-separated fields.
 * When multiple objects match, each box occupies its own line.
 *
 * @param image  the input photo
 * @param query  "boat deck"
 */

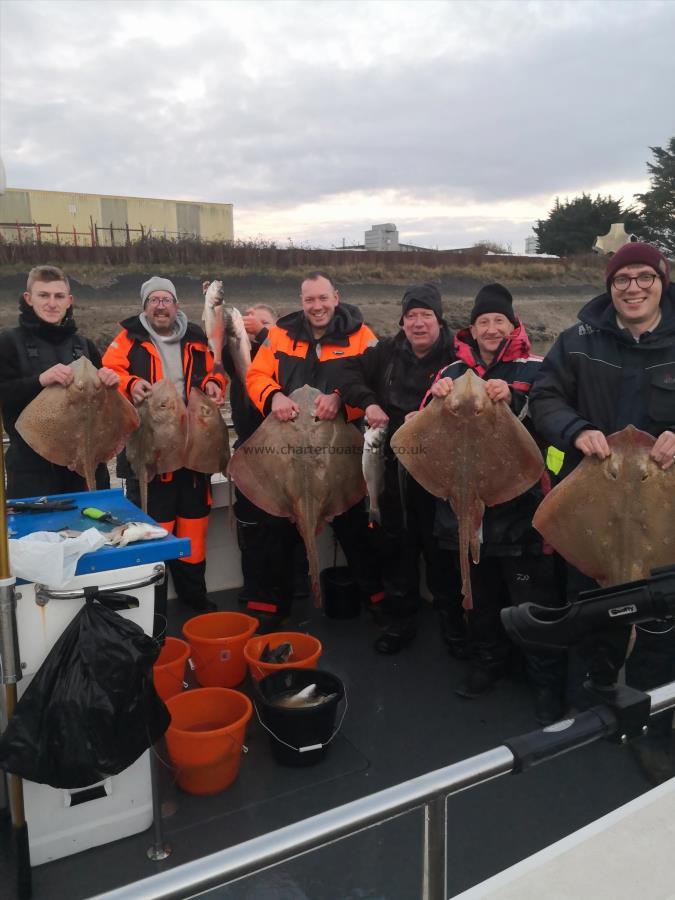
xmin=1 ymin=585 xmax=652 ymax=899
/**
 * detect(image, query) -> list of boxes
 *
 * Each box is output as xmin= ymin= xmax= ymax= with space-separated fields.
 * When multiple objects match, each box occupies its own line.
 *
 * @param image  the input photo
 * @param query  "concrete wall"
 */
xmin=0 ymin=188 xmax=234 ymax=244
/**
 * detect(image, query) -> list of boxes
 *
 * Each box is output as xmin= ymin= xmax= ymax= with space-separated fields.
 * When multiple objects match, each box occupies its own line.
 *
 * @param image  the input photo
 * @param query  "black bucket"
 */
xmin=321 ymin=566 xmax=361 ymax=619
xmin=253 ymin=668 xmax=346 ymax=766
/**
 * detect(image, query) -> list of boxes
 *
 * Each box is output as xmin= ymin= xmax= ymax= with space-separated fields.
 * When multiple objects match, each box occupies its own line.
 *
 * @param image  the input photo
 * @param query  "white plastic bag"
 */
xmin=9 ymin=528 xmax=106 ymax=587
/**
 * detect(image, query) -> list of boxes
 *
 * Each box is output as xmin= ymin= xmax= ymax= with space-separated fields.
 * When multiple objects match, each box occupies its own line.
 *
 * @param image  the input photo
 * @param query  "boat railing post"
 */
xmin=146 ymin=746 xmax=172 ymax=862
xmin=422 ymin=793 xmax=447 ymax=900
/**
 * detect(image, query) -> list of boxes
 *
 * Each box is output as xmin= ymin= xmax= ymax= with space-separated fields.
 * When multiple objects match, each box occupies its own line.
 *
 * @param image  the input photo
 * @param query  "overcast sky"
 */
xmin=1 ymin=0 xmax=673 ymax=251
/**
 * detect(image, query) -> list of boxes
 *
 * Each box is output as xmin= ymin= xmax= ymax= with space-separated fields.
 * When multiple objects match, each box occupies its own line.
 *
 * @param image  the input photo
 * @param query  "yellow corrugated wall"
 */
xmin=0 ymin=188 xmax=233 ymax=243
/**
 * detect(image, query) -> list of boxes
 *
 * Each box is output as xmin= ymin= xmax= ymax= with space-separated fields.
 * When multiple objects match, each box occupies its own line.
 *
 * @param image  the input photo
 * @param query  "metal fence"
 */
xmin=0 ymin=224 xmax=573 ymax=270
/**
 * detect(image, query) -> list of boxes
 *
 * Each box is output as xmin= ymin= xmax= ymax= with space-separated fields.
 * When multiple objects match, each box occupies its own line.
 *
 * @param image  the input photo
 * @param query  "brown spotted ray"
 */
xmin=184 ymin=388 xmax=230 ymax=475
xmin=227 ymin=384 xmax=366 ymax=605
xmin=533 ymin=425 xmax=675 ymax=586
xmin=126 ymin=379 xmax=187 ymax=513
xmin=391 ymin=369 xmax=544 ymax=609
xmin=15 ymin=356 xmax=140 ymax=491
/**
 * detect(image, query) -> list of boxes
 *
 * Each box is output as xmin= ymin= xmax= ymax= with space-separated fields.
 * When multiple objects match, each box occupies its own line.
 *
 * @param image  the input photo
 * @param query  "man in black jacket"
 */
xmin=0 ymin=265 xmax=119 ymax=498
xmin=529 ymin=242 xmax=675 ymax=771
xmin=338 ymin=283 xmax=458 ymax=653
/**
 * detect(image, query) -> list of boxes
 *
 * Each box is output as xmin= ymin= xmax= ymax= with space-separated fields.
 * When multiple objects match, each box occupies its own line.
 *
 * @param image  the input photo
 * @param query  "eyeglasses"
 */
xmin=611 ymin=273 xmax=658 ymax=291
xmin=147 ymin=296 xmax=175 ymax=307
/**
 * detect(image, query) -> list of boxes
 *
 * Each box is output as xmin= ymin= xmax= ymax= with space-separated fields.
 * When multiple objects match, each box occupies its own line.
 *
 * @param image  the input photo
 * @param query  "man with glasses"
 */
xmin=529 ymin=242 xmax=675 ymax=779
xmin=103 ymin=276 xmax=226 ymax=614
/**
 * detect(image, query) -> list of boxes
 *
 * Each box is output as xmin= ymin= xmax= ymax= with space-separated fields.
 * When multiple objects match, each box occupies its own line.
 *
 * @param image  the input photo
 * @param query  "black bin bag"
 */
xmin=0 ymin=594 xmax=170 ymax=788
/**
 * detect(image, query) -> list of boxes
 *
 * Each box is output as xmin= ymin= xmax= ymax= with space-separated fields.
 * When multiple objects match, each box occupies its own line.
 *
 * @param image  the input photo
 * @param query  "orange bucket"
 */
xmin=183 ymin=612 xmax=258 ymax=687
xmin=165 ymin=687 xmax=252 ymax=795
xmin=244 ymin=631 xmax=322 ymax=682
xmin=153 ymin=637 xmax=190 ymax=702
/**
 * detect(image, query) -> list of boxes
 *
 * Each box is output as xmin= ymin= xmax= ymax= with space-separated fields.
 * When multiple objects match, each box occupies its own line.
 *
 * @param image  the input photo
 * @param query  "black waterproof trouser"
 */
xmin=7 ymin=456 xmax=110 ymax=500
xmin=453 ymin=553 xmax=566 ymax=689
xmin=246 ymin=498 xmax=382 ymax=614
xmin=372 ymin=460 xmax=460 ymax=619
xmin=126 ymin=469 xmax=211 ymax=617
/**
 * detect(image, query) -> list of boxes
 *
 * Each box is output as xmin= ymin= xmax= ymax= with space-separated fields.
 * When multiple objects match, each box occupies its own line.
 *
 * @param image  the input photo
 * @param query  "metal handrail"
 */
xmin=34 ymin=565 xmax=165 ymax=605
xmin=91 ymin=681 xmax=675 ymax=900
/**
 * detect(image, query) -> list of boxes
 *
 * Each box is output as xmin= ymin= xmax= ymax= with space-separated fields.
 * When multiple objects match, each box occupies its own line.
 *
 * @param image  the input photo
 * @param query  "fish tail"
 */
xmin=84 ymin=460 xmax=96 ymax=493
xmin=368 ymin=506 xmax=381 ymax=526
xmin=458 ymin=519 xmax=474 ymax=611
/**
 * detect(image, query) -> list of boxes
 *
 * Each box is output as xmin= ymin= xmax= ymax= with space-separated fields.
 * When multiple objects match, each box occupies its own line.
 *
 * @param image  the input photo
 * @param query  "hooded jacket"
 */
xmin=102 ymin=314 xmax=226 ymax=401
xmin=432 ymin=322 xmax=548 ymax=555
xmin=529 ymin=285 xmax=675 ymax=478
xmin=246 ymin=303 xmax=377 ymax=420
xmin=102 ymin=314 xmax=227 ymax=479
xmin=0 ymin=300 xmax=103 ymax=482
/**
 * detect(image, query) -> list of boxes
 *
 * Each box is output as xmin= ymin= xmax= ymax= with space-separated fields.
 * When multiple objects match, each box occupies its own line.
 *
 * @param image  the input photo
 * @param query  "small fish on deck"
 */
xmin=259 ymin=641 xmax=293 ymax=664
xmin=272 ymin=684 xmax=338 ymax=709
xmin=106 ymin=522 xmax=169 ymax=547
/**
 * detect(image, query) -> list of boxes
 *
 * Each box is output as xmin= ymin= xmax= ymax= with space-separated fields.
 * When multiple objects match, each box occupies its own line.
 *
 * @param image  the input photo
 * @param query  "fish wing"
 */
xmin=533 ymin=425 xmax=675 ymax=586
xmin=15 ymin=356 xmax=140 ymax=491
xmin=391 ymin=370 xmax=544 ymax=609
xmin=227 ymin=384 xmax=366 ymax=605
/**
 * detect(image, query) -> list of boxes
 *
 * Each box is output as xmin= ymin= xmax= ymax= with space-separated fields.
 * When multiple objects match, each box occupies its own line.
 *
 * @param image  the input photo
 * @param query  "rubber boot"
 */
xmin=455 ymin=644 xmax=506 ymax=699
xmin=437 ymin=606 xmax=470 ymax=661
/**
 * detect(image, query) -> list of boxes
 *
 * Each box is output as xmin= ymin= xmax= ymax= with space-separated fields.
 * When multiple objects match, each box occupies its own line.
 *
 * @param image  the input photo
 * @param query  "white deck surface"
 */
xmin=455 ymin=777 xmax=675 ymax=899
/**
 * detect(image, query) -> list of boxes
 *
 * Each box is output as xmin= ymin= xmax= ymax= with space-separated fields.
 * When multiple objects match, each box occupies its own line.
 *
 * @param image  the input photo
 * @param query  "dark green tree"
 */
xmin=634 ymin=137 xmax=675 ymax=255
xmin=534 ymin=194 xmax=639 ymax=257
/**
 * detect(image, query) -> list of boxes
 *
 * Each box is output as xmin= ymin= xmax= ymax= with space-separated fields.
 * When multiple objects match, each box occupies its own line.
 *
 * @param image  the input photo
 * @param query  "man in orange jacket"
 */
xmin=103 ymin=276 xmax=226 ymax=614
xmin=245 ymin=271 xmax=382 ymax=620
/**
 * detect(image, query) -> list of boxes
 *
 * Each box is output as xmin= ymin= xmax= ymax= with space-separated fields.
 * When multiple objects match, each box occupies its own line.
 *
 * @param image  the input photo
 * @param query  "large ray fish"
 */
xmin=15 ymin=356 xmax=140 ymax=491
xmin=227 ymin=384 xmax=366 ymax=605
xmin=126 ymin=379 xmax=187 ymax=513
xmin=391 ymin=369 xmax=544 ymax=609
xmin=184 ymin=387 xmax=230 ymax=475
xmin=533 ymin=425 xmax=675 ymax=586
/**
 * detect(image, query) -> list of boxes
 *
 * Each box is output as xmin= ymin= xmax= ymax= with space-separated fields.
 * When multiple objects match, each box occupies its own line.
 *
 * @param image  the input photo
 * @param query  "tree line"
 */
xmin=534 ymin=137 xmax=675 ymax=257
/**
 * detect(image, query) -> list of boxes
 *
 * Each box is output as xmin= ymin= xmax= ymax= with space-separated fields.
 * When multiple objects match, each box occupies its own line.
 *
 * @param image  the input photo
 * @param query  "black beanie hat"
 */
xmin=470 ymin=283 xmax=517 ymax=326
xmin=399 ymin=283 xmax=443 ymax=325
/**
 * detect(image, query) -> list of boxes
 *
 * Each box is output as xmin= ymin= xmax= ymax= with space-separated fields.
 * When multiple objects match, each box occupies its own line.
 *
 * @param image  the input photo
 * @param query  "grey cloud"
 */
xmin=2 ymin=0 xmax=673 ymax=244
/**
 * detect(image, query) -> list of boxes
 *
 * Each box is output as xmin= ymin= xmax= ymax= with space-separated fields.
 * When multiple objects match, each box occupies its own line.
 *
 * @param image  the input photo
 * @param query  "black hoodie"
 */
xmin=529 ymin=285 xmax=675 ymax=477
xmin=0 ymin=298 xmax=104 ymax=488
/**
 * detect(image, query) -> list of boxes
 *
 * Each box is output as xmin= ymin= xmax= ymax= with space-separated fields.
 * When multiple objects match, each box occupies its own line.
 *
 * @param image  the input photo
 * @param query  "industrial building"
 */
xmin=364 ymin=223 xmax=399 ymax=251
xmin=0 ymin=188 xmax=234 ymax=245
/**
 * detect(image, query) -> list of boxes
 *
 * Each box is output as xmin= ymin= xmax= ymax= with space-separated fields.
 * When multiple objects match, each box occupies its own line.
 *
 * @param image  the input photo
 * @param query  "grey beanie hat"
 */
xmin=140 ymin=276 xmax=177 ymax=308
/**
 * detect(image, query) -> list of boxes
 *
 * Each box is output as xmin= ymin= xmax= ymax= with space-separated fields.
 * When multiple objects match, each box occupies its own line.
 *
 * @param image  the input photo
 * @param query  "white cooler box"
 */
xmin=14 ymin=562 xmax=162 ymax=866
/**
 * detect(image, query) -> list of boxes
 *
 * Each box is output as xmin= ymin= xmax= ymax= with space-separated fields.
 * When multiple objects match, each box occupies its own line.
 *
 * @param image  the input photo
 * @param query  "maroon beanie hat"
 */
xmin=605 ymin=242 xmax=670 ymax=292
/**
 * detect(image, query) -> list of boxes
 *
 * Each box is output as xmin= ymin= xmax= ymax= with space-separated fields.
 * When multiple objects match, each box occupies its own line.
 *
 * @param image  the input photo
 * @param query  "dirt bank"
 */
xmin=0 ymin=271 xmax=601 ymax=356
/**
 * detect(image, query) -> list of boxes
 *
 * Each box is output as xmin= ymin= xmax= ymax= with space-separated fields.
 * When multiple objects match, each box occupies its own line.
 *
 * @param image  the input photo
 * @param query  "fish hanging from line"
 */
xmin=533 ymin=425 xmax=675 ymax=587
xmin=15 ymin=356 xmax=140 ymax=491
xmin=184 ymin=387 xmax=230 ymax=475
xmin=227 ymin=384 xmax=366 ymax=606
xmin=391 ymin=369 xmax=544 ymax=610
xmin=224 ymin=305 xmax=252 ymax=383
xmin=203 ymin=280 xmax=226 ymax=370
xmin=126 ymin=379 xmax=187 ymax=513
